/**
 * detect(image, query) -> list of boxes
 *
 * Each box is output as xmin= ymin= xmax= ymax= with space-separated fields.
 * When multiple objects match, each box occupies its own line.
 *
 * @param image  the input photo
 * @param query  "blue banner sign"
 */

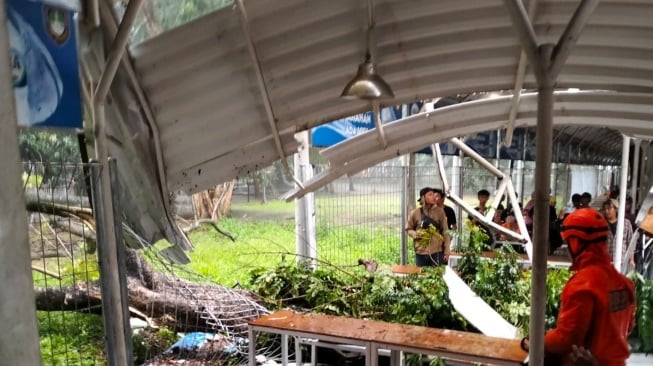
xmin=7 ymin=0 xmax=82 ymax=128
xmin=312 ymin=103 xmax=422 ymax=148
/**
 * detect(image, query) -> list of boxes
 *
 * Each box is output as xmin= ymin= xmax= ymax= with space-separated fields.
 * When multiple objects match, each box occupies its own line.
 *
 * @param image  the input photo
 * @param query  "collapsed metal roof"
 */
xmin=127 ymin=0 xmax=653 ymax=195
xmin=87 ymin=0 xmax=653 ymax=258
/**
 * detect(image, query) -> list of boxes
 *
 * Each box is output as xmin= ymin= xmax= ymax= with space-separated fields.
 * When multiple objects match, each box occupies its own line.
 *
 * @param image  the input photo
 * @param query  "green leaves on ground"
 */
xmin=249 ymin=262 xmax=467 ymax=330
xmin=629 ymin=272 xmax=653 ymax=353
xmin=456 ymin=225 xmax=570 ymax=337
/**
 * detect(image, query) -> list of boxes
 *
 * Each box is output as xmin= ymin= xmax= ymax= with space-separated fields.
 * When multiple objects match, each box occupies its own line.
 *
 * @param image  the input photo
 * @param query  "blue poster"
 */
xmin=7 ymin=0 xmax=82 ymax=128
xmin=312 ymin=102 xmax=422 ymax=148
xmin=312 ymin=111 xmax=375 ymax=148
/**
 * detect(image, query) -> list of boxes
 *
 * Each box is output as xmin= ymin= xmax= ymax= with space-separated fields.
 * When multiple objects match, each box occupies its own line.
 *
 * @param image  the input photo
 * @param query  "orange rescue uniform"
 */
xmin=544 ymin=245 xmax=636 ymax=366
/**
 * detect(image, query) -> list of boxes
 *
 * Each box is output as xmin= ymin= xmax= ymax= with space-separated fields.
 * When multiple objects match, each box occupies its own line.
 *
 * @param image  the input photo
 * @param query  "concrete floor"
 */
xmin=628 ymin=353 xmax=651 ymax=365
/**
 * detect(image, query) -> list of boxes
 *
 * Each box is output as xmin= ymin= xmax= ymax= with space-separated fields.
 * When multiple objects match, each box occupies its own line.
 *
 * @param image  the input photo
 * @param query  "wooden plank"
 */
xmin=250 ymin=311 xmax=528 ymax=364
xmin=390 ymin=264 xmax=422 ymax=275
xmin=450 ymin=250 xmax=570 ymax=263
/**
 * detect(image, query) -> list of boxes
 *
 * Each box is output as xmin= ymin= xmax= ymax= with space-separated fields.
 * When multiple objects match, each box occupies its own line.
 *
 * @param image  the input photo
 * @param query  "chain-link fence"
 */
xmin=308 ymin=158 xmax=576 ymax=267
xmin=24 ymin=162 xmax=105 ymax=365
xmin=25 ymin=162 xmax=273 ymax=366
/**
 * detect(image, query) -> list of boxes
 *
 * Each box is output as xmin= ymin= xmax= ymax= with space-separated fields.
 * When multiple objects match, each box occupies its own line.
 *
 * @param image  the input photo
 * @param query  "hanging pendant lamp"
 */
xmin=340 ymin=0 xmax=394 ymax=100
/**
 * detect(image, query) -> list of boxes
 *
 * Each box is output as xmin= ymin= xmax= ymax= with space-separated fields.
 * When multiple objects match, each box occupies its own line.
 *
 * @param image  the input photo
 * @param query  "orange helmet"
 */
xmin=560 ymin=208 xmax=609 ymax=244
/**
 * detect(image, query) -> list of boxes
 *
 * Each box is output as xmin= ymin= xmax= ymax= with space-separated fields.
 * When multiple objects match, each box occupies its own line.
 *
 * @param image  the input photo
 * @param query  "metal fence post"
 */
xmin=90 ymin=161 xmax=130 ymax=366
xmin=400 ymin=165 xmax=408 ymax=264
xmin=109 ymin=158 xmax=134 ymax=364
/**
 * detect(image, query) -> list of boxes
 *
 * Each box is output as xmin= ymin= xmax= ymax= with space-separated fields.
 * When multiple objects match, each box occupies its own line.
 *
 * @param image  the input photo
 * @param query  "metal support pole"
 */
xmin=432 ymin=144 xmax=449 ymax=193
xmin=529 ymin=44 xmax=555 ymax=366
xmin=372 ymin=101 xmax=388 ymax=148
xmin=401 ymin=165 xmax=408 ymax=265
xmin=92 ymin=3 xmax=144 ymax=363
xmin=236 ymin=0 xmax=302 ymax=187
xmin=551 ymin=162 xmax=558 ymax=196
xmin=455 ymin=151 xmax=464 ymax=242
xmin=294 ymin=131 xmax=316 ymax=268
xmin=94 ymin=0 xmax=144 ymax=101
xmin=548 ymin=0 xmax=600 ymax=78
xmin=450 ymin=137 xmax=505 ymax=178
xmin=108 ymin=158 xmax=134 ymax=364
xmin=615 ymin=135 xmax=630 ymax=271
xmin=631 ymin=139 xmax=641 ymax=206
xmin=91 ymin=161 xmax=128 ymax=366
xmin=400 ymin=105 xmax=409 ymax=264
xmin=0 ymin=1 xmax=41 ymax=363
xmin=514 ymin=160 xmax=524 ymax=203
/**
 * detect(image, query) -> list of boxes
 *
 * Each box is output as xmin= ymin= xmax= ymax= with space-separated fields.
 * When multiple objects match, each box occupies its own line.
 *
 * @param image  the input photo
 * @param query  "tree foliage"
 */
xmin=127 ymin=0 xmax=234 ymax=44
xmin=19 ymin=129 xmax=81 ymax=163
xmin=18 ymin=129 xmax=82 ymax=185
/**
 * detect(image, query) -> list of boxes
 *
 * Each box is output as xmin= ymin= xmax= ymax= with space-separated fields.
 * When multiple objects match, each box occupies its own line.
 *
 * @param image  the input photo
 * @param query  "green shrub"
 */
xmin=132 ymin=327 xmax=177 ymax=364
xmin=249 ymin=260 xmax=467 ymax=330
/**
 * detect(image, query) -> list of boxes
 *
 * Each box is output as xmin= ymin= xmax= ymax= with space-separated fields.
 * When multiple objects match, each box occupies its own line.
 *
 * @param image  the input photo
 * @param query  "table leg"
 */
xmin=294 ymin=337 xmax=302 ymax=366
xmin=282 ymin=334 xmax=288 ymax=366
xmin=390 ymin=349 xmax=403 ymax=366
xmin=367 ymin=342 xmax=377 ymax=366
xmin=248 ymin=327 xmax=256 ymax=366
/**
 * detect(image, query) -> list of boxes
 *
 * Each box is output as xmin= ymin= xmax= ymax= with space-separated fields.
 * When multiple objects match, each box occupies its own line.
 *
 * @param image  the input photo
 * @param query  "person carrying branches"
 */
xmin=406 ymin=187 xmax=450 ymax=266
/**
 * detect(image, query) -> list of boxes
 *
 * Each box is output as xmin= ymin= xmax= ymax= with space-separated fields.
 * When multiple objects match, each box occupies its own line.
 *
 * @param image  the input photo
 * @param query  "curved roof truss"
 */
xmin=286 ymin=91 xmax=653 ymax=199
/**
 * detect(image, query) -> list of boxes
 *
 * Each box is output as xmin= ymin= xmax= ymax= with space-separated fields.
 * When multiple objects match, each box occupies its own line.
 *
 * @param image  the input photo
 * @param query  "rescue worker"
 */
xmin=544 ymin=208 xmax=636 ymax=365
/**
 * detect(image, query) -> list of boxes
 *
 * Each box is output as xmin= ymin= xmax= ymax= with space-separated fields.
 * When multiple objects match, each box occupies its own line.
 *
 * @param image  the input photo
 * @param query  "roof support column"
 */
xmin=615 ymin=135 xmax=631 ymax=271
xmin=294 ymin=131 xmax=316 ymax=269
xmin=631 ymin=139 xmax=641 ymax=207
xmin=503 ymin=0 xmax=599 ymax=363
xmin=93 ymin=0 xmax=144 ymax=364
xmin=531 ymin=46 xmax=554 ymax=366
xmin=504 ymin=0 xmax=538 ymax=147
xmin=0 ymin=0 xmax=41 ymax=363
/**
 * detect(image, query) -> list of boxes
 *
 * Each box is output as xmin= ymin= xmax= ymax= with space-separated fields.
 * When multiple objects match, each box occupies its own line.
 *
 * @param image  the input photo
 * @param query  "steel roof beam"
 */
xmin=504 ymin=0 xmax=538 ymax=147
xmin=236 ymin=0 xmax=303 ymax=189
xmin=549 ymin=0 xmax=601 ymax=80
xmin=93 ymin=0 xmax=145 ymax=364
xmin=97 ymin=0 xmax=174 ymax=240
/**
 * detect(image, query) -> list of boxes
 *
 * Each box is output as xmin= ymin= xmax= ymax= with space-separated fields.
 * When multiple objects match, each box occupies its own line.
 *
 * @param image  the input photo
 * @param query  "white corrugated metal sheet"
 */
xmin=128 ymin=0 xmax=653 ymax=196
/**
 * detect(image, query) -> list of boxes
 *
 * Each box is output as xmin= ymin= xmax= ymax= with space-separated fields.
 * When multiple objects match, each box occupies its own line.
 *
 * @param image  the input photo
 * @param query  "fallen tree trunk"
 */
xmin=34 ymin=249 xmax=266 ymax=333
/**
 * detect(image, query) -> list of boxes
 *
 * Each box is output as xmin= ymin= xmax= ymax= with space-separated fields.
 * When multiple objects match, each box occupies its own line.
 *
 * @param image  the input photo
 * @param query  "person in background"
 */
xmin=558 ymin=193 xmax=582 ymax=222
xmin=501 ymin=193 xmax=520 ymax=222
xmin=498 ymin=213 xmax=520 ymax=241
xmin=601 ymin=199 xmax=634 ymax=268
xmin=522 ymin=191 xmax=536 ymax=233
xmin=580 ymin=192 xmax=592 ymax=208
xmin=544 ymin=208 xmax=636 ymax=365
xmin=471 ymin=189 xmax=490 ymax=219
xmin=433 ymin=188 xmax=457 ymax=231
xmin=406 ymin=187 xmax=450 ymax=266
xmin=469 ymin=189 xmax=494 ymax=248
xmin=590 ymin=189 xmax=611 ymax=211
xmin=528 ymin=196 xmax=563 ymax=254
xmin=625 ymin=196 xmax=637 ymax=230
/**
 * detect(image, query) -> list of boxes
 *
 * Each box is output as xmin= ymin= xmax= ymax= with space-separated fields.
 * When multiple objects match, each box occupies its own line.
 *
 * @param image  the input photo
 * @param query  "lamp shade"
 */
xmin=340 ymin=60 xmax=394 ymax=100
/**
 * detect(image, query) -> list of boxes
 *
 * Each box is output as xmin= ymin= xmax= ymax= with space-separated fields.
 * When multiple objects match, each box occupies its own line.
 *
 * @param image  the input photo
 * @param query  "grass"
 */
xmin=32 ymin=194 xmax=418 ymax=364
xmin=38 ymin=311 xmax=105 ymax=366
xmin=185 ymin=216 xmax=402 ymax=287
xmin=185 ymin=217 xmax=297 ymax=286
